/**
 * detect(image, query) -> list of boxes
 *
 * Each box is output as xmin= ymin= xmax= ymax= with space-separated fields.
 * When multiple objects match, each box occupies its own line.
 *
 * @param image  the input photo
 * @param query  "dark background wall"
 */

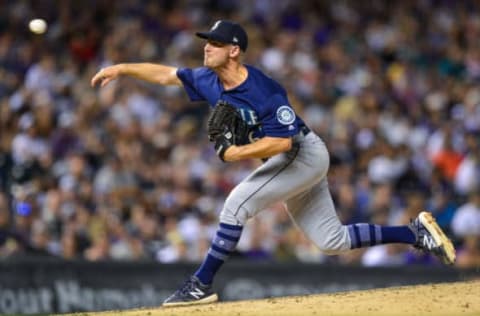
xmin=0 ymin=258 xmax=477 ymax=315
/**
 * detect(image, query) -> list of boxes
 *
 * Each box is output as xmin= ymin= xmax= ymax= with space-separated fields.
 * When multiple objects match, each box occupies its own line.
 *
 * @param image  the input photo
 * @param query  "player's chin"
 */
xmin=204 ymin=57 xmax=221 ymax=69
xmin=204 ymin=59 xmax=213 ymax=68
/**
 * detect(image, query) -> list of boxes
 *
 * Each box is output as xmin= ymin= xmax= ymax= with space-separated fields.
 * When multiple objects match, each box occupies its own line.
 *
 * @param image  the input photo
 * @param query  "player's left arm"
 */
xmin=223 ymin=136 xmax=292 ymax=162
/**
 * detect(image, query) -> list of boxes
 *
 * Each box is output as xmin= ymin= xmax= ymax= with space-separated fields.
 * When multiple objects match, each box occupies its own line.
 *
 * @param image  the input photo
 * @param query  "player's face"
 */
xmin=204 ymin=40 xmax=231 ymax=68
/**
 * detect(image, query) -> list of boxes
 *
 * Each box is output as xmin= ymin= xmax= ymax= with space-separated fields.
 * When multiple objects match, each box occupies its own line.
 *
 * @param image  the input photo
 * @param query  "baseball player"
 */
xmin=91 ymin=20 xmax=456 ymax=307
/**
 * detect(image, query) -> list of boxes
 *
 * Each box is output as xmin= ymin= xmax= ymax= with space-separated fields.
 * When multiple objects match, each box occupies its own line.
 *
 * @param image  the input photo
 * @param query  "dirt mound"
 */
xmin=68 ymin=280 xmax=480 ymax=316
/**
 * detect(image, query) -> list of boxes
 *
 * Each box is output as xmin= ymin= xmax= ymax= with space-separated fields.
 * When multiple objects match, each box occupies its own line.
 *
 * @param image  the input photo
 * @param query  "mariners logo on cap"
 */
xmin=276 ymin=105 xmax=296 ymax=125
xmin=211 ymin=21 xmax=221 ymax=31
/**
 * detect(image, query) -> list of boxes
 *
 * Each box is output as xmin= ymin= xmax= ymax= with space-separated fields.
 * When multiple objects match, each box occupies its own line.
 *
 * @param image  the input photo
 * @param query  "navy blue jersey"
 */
xmin=176 ymin=65 xmax=307 ymax=140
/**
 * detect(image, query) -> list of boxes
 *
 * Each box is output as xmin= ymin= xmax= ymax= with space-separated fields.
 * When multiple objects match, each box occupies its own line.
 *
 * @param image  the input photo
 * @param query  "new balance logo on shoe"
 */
xmin=163 ymin=276 xmax=218 ymax=307
xmin=189 ymin=288 xmax=205 ymax=299
xmin=422 ymin=235 xmax=436 ymax=250
xmin=410 ymin=211 xmax=456 ymax=265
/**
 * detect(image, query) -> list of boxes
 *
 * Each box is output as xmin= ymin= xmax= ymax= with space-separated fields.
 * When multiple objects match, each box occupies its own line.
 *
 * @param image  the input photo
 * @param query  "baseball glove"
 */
xmin=207 ymin=100 xmax=249 ymax=161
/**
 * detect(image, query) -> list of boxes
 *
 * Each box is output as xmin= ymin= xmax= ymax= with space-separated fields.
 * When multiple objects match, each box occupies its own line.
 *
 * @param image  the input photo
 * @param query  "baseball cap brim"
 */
xmin=196 ymin=32 xmax=233 ymax=45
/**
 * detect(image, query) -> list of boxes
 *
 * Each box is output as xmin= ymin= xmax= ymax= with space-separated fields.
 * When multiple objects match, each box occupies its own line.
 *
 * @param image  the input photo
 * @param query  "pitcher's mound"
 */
xmin=71 ymin=280 xmax=480 ymax=316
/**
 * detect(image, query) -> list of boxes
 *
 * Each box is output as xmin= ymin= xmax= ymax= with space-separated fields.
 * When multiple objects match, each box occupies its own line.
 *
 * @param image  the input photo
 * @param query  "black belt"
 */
xmin=261 ymin=126 xmax=310 ymax=163
xmin=299 ymin=125 xmax=311 ymax=136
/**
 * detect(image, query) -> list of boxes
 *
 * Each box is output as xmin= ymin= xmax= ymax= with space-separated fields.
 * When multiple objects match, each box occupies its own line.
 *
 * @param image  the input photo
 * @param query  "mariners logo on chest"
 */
xmin=238 ymin=108 xmax=259 ymax=126
xmin=237 ymin=107 xmax=261 ymax=143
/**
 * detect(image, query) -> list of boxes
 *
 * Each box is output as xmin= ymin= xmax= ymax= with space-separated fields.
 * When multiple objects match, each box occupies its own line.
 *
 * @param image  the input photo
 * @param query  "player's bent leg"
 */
xmin=286 ymin=179 xmax=456 ymax=263
xmin=164 ymin=134 xmax=334 ymax=307
xmin=286 ymin=179 xmax=352 ymax=255
xmin=220 ymin=135 xmax=331 ymax=227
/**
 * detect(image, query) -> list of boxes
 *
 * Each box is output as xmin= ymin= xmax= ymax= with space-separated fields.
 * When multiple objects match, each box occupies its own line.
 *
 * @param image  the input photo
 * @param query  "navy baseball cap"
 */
xmin=196 ymin=20 xmax=248 ymax=52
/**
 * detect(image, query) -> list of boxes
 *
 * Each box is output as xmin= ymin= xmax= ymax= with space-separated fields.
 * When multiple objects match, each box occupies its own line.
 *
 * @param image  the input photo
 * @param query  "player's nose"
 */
xmin=204 ymin=42 xmax=213 ymax=52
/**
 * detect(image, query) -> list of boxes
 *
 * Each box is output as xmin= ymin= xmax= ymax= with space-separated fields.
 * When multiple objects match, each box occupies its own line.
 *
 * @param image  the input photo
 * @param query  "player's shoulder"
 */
xmin=192 ymin=66 xmax=216 ymax=78
xmin=245 ymin=64 xmax=272 ymax=81
xmin=245 ymin=65 xmax=286 ymax=94
xmin=181 ymin=66 xmax=217 ymax=87
xmin=178 ymin=66 xmax=215 ymax=79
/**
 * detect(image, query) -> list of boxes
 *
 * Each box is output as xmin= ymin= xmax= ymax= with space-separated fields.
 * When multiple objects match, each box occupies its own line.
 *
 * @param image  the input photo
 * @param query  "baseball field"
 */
xmin=65 ymin=280 xmax=479 ymax=316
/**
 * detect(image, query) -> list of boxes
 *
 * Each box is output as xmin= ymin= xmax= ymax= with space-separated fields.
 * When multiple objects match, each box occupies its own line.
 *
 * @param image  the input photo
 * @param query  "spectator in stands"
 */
xmin=1 ymin=0 xmax=479 ymax=266
xmin=451 ymin=190 xmax=480 ymax=238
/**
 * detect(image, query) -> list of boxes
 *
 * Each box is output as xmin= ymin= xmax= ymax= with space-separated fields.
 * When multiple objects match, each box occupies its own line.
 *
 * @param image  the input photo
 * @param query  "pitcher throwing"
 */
xmin=91 ymin=20 xmax=456 ymax=307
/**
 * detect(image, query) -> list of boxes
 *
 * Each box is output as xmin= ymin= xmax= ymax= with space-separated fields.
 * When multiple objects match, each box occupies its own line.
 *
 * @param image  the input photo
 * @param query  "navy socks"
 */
xmin=347 ymin=224 xmax=415 ymax=249
xmin=194 ymin=222 xmax=243 ymax=285
xmin=195 ymin=222 xmax=416 ymax=283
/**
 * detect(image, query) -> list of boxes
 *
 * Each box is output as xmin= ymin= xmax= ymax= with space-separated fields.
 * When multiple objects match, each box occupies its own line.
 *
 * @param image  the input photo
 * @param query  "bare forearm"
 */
xmin=120 ymin=63 xmax=181 ymax=85
xmin=91 ymin=63 xmax=181 ymax=87
xmin=224 ymin=137 xmax=292 ymax=162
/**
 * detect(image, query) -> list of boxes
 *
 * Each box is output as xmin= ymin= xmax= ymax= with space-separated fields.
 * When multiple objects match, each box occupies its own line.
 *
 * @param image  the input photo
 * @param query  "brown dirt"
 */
xmin=65 ymin=280 xmax=480 ymax=316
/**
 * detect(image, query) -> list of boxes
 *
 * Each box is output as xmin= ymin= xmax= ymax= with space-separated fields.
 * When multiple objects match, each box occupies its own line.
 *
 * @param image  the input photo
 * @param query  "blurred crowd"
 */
xmin=0 ymin=0 xmax=479 ymax=268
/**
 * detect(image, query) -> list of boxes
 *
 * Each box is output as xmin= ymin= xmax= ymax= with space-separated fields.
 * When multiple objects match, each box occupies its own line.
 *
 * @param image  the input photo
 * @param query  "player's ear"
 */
xmin=229 ymin=45 xmax=241 ymax=58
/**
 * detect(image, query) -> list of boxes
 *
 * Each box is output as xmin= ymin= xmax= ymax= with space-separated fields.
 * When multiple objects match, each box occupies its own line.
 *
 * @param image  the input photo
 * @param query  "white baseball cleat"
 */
xmin=410 ymin=211 xmax=456 ymax=265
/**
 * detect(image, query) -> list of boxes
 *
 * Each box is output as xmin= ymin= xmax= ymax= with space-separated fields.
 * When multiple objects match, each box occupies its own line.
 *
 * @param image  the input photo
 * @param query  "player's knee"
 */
xmin=219 ymin=206 xmax=249 ymax=226
xmin=219 ymin=196 xmax=251 ymax=226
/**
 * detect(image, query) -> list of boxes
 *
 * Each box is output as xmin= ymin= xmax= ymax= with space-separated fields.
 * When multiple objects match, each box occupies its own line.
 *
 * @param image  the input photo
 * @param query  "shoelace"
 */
xmin=179 ymin=278 xmax=198 ymax=296
xmin=410 ymin=218 xmax=450 ymax=263
xmin=410 ymin=219 xmax=436 ymax=250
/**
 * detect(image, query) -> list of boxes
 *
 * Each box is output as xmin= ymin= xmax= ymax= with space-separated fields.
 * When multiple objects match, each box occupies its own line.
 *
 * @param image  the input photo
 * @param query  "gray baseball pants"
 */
xmin=219 ymin=132 xmax=352 ymax=254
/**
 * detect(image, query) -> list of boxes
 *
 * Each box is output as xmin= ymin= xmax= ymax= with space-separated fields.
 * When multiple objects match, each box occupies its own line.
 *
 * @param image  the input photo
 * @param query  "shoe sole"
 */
xmin=162 ymin=293 xmax=218 ymax=307
xmin=419 ymin=211 xmax=456 ymax=265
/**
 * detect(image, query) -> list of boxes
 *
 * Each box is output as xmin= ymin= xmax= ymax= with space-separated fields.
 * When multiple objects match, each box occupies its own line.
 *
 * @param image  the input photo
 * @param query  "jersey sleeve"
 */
xmin=260 ymin=94 xmax=299 ymax=137
xmin=176 ymin=67 xmax=205 ymax=102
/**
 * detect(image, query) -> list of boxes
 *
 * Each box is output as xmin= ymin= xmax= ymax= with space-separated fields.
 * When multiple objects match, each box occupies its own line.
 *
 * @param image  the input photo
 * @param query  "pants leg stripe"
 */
xmin=233 ymin=143 xmax=300 ymax=218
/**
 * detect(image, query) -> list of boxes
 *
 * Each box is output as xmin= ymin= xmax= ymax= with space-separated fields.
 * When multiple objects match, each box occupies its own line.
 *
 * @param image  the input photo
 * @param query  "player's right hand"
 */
xmin=91 ymin=65 xmax=120 ymax=87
